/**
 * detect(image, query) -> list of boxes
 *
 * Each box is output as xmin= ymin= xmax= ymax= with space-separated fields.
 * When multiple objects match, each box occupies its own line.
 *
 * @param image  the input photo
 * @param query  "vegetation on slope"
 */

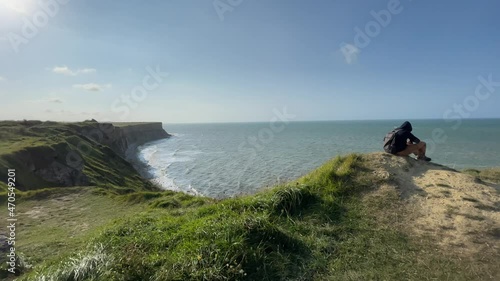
xmin=463 ymin=167 xmax=500 ymax=184
xmin=0 ymin=120 xmax=156 ymax=191
xmin=15 ymin=154 xmax=498 ymax=281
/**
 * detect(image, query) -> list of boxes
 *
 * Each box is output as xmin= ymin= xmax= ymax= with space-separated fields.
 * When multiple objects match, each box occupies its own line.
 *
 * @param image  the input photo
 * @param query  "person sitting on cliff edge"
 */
xmin=383 ymin=121 xmax=431 ymax=162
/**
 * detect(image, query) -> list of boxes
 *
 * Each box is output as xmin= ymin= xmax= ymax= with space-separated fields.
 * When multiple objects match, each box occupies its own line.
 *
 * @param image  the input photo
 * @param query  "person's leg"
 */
xmin=396 ymin=142 xmax=426 ymax=157
xmin=396 ymin=143 xmax=420 ymax=156
xmin=415 ymin=141 xmax=427 ymax=159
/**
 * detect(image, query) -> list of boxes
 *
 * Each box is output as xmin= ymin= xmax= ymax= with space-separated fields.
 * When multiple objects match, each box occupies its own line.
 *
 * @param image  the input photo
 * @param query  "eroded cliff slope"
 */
xmin=0 ymin=120 xmax=170 ymax=190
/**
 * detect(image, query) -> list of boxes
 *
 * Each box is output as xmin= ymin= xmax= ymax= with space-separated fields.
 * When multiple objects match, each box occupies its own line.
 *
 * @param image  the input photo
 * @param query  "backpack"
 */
xmin=383 ymin=129 xmax=400 ymax=154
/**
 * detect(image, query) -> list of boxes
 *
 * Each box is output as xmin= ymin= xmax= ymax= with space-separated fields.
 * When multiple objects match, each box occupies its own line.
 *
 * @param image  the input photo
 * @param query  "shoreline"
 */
xmin=126 ymin=140 xmax=160 ymax=182
xmin=128 ymin=137 xmax=206 ymax=197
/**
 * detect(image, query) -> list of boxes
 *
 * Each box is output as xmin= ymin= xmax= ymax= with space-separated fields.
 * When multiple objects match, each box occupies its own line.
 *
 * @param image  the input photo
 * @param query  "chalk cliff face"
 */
xmin=0 ymin=121 xmax=170 ymax=190
xmin=81 ymin=122 xmax=171 ymax=158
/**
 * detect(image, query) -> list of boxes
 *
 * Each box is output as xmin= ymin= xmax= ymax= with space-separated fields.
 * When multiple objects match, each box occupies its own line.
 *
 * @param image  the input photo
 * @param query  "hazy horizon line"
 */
xmin=2 ymin=117 xmax=500 ymax=125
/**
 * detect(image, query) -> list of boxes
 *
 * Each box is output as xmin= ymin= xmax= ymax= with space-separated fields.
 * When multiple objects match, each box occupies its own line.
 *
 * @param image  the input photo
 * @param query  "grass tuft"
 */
xmin=24 ymin=244 xmax=112 ymax=281
xmin=271 ymin=185 xmax=317 ymax=216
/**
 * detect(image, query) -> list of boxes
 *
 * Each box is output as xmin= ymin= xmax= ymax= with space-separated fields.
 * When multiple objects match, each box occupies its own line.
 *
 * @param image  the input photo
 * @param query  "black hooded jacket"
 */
xmin=393 ymin=121 xmax=420 ymax=153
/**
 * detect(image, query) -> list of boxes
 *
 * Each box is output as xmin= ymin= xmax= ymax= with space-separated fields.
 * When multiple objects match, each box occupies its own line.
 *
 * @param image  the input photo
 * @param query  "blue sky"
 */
xmin=0 ymin=0 xmax=499 ymax=123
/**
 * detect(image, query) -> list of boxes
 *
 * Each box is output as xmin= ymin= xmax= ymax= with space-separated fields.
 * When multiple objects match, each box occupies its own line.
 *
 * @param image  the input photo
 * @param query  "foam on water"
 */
xmin=138 ymin=140 xmax=203 ymax=195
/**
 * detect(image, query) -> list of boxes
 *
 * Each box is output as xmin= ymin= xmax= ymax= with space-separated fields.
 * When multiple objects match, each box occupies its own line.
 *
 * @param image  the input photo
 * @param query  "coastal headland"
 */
xmin=0 ymin=120 xmax=169 ymax=191
xmin=0 ymin=120 xmax=498 ymax=280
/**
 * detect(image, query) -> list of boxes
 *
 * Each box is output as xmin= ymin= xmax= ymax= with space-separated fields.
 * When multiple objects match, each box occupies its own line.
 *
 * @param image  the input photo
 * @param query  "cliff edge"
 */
xmin=0 ymin=120 xmax=170 ymax=190
xmin=3 ymin=152 xmax=499 ymax=280
xmin=79 ymin=121 xmax=170 ymax=158
xmin=362 ymin=153 xmax=499 ymax=258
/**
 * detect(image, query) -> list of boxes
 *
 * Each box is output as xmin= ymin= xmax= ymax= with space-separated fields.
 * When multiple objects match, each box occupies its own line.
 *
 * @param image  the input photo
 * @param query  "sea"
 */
xmin=137 ymin=119 xmax=500 ymax=198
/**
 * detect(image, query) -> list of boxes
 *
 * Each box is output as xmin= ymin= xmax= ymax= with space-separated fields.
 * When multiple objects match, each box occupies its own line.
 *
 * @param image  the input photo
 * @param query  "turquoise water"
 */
xmin=138 ymin=119 xmax=500 ymax=198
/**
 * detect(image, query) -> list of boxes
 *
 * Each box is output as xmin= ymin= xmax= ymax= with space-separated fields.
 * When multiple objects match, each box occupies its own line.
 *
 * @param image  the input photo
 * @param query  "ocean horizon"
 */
xmin=138 ymin=118 xmax=500 ymax=198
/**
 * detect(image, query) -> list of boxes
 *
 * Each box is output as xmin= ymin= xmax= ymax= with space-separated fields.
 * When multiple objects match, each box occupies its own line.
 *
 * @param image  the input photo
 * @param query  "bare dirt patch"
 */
xmin=362 ymin=153 xmax=500 ymax=258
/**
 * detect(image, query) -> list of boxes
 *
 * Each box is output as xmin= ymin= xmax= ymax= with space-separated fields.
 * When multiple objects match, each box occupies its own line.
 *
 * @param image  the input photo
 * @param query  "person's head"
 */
xmin=399 ymin=121 xmax=412 ymax=132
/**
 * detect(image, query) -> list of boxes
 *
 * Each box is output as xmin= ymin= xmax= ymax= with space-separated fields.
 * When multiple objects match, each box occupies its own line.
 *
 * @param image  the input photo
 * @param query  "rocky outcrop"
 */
xmin=116 ymin=122 xmax=171 ymax=158
xmin=78 ymin=122 xmax=170 ymax=158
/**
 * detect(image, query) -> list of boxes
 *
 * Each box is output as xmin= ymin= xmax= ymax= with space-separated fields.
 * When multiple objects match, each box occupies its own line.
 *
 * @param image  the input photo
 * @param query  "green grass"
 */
xmin=0 ymin=121 xmax=158 ymax=192
xmin=0 ymin=188 xmax=147 ymax=267
xmin=14 ymin=154 xmax=499 ymax=281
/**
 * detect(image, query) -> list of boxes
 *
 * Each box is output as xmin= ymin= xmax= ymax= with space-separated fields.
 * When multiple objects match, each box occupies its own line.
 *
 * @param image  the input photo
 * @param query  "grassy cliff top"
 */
xmin=0 ymin=120 xmax=162 ymax=191
xmin=0 ymin=120 xmax=72 ymax=154
xmin=0 ymin=120 xmax=164 ymax=154
xmin=5 ymin=153 xmax=499 ymax=281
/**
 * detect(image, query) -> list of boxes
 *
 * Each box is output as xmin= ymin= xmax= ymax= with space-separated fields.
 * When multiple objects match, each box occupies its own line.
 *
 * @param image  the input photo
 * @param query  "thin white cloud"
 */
xmin=339 ymin=43 xmax=360 ymax=64
xmin=52 ymin=66 xmax=75 ymax=76
xmin=0 ymin=1 xmax=28 ymax=13
xmin=27 ymin=96 xmax=64 ymax=104
xmin=0 ymin=76 xmax=5 ymax=81
xmin=51 ymin=66 xmax=96 ymax=76
xmin=47 ymin=97 xmax=63 ymax=103
xmin=73 ymin=83 xmax=111 ymax=92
